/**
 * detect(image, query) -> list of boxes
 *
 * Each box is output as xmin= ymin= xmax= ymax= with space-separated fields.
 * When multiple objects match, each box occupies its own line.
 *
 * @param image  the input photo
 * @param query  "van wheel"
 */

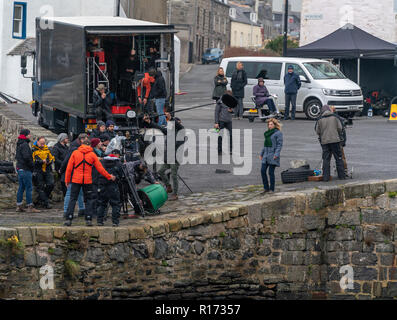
xmin=248 ymin=117 xmax=255 ymax=123
xmin=304 ymin=99 xmax=322 ymax=120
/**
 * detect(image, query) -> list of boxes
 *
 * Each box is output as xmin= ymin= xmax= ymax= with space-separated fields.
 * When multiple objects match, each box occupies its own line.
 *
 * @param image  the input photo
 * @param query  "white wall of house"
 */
xmin=0 ymin=0 xmax=120 ymax=102
xmin=230 ymin=21 xmax=262 ymax=48
xmin=300 ymin=0 xmax=396 ymax=46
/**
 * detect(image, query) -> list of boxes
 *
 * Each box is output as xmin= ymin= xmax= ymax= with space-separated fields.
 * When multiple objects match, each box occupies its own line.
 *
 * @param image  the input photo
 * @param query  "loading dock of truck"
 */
xmin=26 ymin=16 xmax=177 ymax=137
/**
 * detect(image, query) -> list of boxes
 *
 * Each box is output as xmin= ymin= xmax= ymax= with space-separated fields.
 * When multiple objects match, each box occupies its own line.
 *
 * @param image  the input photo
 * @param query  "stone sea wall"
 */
xmin=2 ymin=180 xmax=397 ymax=300
xmin=0 ymin=107 xmax=60 ymax=207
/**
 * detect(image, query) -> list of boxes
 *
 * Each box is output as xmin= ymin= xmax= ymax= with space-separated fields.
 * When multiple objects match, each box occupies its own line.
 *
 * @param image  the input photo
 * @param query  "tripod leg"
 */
xmin=177 ymin=174 xmax=193 ymax=193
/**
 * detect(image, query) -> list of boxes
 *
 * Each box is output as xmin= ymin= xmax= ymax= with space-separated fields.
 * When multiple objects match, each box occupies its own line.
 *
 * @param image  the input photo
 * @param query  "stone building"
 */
xmin=121 ymin=0 xmax=167 ymax=24
xmin=229 ymin=2 xmax=263 ymax=48
xmin=169 ymin=0 xmax=231 ymax=63
xmin=300 ymin=0 xmax=396 ymax=46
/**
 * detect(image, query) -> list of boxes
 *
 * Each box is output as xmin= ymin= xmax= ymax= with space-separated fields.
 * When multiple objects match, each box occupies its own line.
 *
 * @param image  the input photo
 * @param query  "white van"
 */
xmin=219 ymin=57 xmax=363 ymax=120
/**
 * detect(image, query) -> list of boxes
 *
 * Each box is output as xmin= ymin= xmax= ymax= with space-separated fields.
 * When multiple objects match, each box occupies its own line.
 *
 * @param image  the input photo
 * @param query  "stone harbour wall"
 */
xmin=0 ymin=107 xmax=60 ymax=207
xmin=2 ymin=180 xmax=397 ymax=300
xmin=0 ymin=107 xmax=57 ymax=162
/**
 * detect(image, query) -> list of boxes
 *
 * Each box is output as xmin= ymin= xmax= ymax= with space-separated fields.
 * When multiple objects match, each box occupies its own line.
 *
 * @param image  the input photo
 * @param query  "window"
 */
xmin=224 ymin=19 xmax=227 ymax=34
xmin=240 ymin=32 xmax=244 ymax=47
xmin=13 ymin=2 xmax=26 ymax=39
xmin=226 ymin=61 xmax=283 ymax=80
xmin=394 ymin=0 xmax=397 ymax=12
xmin=303 ymin=62 xmax=346 ymax=80
xmin=285 ymin=63 xmax=307 ymax=78
xmin=213 ymin=16 xmax=216 ymax=31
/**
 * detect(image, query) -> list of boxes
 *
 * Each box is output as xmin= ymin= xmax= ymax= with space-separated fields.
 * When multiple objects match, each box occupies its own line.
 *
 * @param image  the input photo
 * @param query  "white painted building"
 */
xmin=0 ymin=0 xmax=125 ymax=102
xmin=300 ymin=0 xmax=396 ymax=46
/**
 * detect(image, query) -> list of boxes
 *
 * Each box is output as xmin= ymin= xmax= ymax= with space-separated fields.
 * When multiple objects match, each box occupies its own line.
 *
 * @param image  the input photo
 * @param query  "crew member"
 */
xmin=137 ymin=72 xmax=155 ymax=114
xmin=315 ymin=105 xmax=346 ymax=181
xmin=60 ymin=135 xmax=86 ymax=217
xmin=97 ymin=149 xmax=123 ymax=227
xmin=93 ymin=84 xmax=113 ymax=123
xmin=32 ymin=137 xmax=55 ymax=209
xmin=15 ymin=129 xmax=40 ymax=213
xmin=51 ymin=133 xmax=69 ymax=197
xmin=64 ymin=133 xmax=115 ymax=226
xmin=215 ymin=92 xmax=236 ymax=155
xmin=106 ymin=120 xmax=116 ymax=140
xmin=156 ymin=112 xmax=185 ymax=201
xmin=148 ymin=69 xmax=167 ymax=126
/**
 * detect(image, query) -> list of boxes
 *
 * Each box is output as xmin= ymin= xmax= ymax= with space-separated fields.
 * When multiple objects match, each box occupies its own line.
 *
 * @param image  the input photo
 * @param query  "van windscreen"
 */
xmin=303 ymin=62 xmax=346 ymax=80
xmin=226 ymin=61 xmax=282 ymax=80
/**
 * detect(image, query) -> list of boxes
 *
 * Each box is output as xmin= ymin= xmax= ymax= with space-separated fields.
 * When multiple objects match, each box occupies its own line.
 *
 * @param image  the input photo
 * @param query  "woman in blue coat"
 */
xmin=260 ymin=118 xmax=283 ymax=193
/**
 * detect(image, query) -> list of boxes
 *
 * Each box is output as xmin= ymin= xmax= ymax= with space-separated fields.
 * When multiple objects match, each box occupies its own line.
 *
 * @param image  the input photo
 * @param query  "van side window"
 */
xmin=226 ymin=62 xmax=282 ymax=80
xmin=285 ymin=63 xmax=306 ymax=78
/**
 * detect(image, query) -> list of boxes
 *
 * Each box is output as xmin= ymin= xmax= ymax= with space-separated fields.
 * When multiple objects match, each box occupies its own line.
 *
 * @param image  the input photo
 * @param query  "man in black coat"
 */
xmin=93 ymin=84 xmax=113 ymax=122
xmin=97 ymin=149 xmax=123 ymax=227
xmin=51 ymin=133 xmax=69 ymax=196
xmin=15 ymin=129 xmax=40 ymax=213
xmin=148 ymin=69 xmax=167 ymax=126
xmin=231 ymin=62 xmax=247 ymax=120
xmin=283 ymin=65 xmax=301 ymax=120
xmin=90 ymin=121 xmax=107 ymax=139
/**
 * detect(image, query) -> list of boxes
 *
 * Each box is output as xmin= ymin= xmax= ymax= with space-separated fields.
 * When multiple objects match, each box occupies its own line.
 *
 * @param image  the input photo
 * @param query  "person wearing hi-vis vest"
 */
xmin=64 ymin=133 xmax=115 ymax=227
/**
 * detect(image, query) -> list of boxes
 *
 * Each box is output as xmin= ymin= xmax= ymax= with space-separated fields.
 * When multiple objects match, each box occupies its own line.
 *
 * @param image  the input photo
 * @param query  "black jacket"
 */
xmin=284 ymin=72 xmax=301 ymax=95
xmin=93 ymin=90 xmax=113 ymax=112
xmin=60 ymin=139 xmax=81 ymax=182
xmin=106 ymin=129 xmax=116 ymax=140
xmin=231 ymin=69 xmax=247 ymax=98
xmin=212 ymin=75 xmax=228 ymax=99
xmin=16 ymin=137 xmax=34 ymax=172
xmin=149 ymin=71 xmax=167 ymax=99
xmin=98 ymin=156 xmax=122 ymax=186
xmin=90 ymin=128 xmax=108 ymax=139
xmin=51 ymin=142 xmax=68 ymax=172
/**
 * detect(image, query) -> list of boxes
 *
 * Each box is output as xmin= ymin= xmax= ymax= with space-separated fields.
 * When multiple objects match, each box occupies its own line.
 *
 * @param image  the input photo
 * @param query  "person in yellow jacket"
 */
xmin=32 ymin=137 xmax=55 ymax=209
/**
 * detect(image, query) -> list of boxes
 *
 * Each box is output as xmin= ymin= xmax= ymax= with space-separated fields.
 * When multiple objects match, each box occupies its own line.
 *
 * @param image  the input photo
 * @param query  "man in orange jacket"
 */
xmin=64 ymin=133 xmax=115 ymax=226
xmin=137 ymin=72 xmax=155 ymax=113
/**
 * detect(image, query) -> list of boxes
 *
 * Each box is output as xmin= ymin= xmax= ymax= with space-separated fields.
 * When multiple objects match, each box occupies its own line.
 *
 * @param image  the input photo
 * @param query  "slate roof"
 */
xmin=8 ymin=37 xmax=36 ymax=56
xmin=229 ymin=3 xmax=261 ymax=26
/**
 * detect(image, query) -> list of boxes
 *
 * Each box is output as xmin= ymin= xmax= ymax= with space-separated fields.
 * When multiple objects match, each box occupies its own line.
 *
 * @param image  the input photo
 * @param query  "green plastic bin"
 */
xmin=138 ymin=184 xmax=168 ymax=212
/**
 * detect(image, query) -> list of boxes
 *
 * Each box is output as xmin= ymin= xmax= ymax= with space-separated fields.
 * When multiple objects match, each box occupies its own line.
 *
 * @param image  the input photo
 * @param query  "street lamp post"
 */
xmin=283 ymin=0 xmax=289 ymax=56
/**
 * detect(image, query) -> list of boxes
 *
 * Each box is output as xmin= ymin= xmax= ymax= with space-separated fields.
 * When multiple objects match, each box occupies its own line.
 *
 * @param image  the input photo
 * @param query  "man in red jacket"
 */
xmin=64 ymin=133 xmax=115 ymax=226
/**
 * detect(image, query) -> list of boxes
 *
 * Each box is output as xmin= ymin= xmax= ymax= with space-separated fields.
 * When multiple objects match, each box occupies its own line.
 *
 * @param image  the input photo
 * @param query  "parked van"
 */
xmin=220 ymin=57 xmax=363 ymax=120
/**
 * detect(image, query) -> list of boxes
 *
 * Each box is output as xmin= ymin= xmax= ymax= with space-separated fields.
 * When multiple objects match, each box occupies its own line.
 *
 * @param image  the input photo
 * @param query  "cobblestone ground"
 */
xmin=0 ymin=181 xmax=342 ymax=227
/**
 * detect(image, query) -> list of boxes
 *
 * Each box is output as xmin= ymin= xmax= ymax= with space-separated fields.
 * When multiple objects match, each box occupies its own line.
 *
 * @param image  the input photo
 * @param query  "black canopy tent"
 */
xmin=287 ymin=23 xmax=397 ymax=86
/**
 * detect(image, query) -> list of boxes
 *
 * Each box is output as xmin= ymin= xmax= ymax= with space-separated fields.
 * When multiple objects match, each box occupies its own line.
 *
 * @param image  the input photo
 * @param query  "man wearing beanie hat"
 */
xmin=15 ymin=128 xmax=40 ymax=213
xmin=283 ymin=65 xmax=301 ymax=120
xmin=90 ymin=121 xmax=107 ymax=139
xmin=106 ymin=120 xmax=116 ymax=140
xmin=51 ymin=133 xmax=70 ymax=197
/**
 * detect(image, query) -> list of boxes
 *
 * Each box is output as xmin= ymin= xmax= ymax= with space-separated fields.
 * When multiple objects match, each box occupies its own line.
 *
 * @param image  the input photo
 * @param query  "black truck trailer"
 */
xmin=22 ymin=16 xmax=176 ymax=136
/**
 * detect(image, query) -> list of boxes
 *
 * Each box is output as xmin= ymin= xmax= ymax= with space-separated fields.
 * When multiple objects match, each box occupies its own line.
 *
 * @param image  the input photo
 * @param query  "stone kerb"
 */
xmin=3 ymin=179 xmax=397 ymax=245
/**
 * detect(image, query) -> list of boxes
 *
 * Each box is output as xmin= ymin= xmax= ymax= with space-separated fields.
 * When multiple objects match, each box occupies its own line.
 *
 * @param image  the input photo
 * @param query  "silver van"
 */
xmin=220 ymin=57 xmax=363 ymax=120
